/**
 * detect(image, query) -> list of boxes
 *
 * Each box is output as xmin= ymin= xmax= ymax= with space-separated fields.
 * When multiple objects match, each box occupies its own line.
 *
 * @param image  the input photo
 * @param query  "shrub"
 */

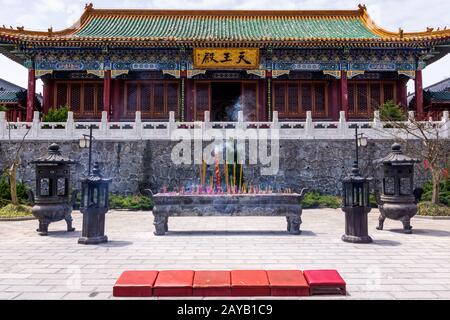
xmin=109 ymin=194 xmax=154 ymax=211
xmin=421 ymin=180 xmax=450 ymax=206
xmin=0 ymin=175 xmax=29 ymax=207
xmin=379 ymin=100 xmax=407 ymax=121
xmin=418 ymin=202 xmax=450 ymax=216
xmin=0 ymin=105 xmax=8 ymax=112
xmin=301 ymin=191 xmax=342 ymax=209
xmin=43 ymin=106 xmax=69 ymax=122
xmin=0 ymin=204 xmax=33 ymax=218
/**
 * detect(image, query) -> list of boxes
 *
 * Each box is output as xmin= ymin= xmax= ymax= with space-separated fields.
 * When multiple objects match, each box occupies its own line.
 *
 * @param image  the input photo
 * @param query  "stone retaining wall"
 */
xmin=0 ymin=140 xmax=429 ymax=196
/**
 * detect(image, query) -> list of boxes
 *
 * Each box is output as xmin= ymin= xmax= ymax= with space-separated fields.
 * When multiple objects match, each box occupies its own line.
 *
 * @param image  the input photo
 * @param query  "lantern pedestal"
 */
xmin=341 ymin=162 xmax=373 ymax=244
xmin=78 ymin=163 xmax=112 ymax=245
xmin=342 ymin=207 xmax=373 ymax=243
xmin=78 ymin=211 xmax=108 ymax=245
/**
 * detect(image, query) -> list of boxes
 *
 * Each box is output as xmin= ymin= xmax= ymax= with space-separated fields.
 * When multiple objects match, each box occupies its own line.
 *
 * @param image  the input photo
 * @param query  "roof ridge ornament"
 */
xmin=85 ymin=3 xmax=94 ymax=11
xmin=358 ymin=4 xmax=367 ymax=12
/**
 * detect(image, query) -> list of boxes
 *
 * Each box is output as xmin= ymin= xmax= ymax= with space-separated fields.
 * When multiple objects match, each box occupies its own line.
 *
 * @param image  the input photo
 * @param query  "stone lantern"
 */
xmin=78 ymin=162 xmax=112 ymax=245
xmin=374 ymin=143 xmax=420 ymax=234
xmin=30 ymin=143 xmax=77 ymax=236
xmin=342 ymin=162 xmax=373 ymax=243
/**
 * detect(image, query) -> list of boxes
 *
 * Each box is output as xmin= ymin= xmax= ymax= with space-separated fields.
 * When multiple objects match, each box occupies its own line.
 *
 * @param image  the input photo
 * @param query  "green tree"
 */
xmin=43 ymin=106 xmax=69 ymax=122
xmin=378 ymin=100 xmax=407 ymax=121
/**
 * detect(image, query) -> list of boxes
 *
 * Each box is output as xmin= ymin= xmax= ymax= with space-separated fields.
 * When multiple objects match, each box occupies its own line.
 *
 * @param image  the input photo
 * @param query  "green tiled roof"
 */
xmin=74 ymin=14 xmax=380 ymax=40
xmin=425 ymin=90 xmax=450 ymax=102
xmin=0 ymin=90 xmax=19 ymax=103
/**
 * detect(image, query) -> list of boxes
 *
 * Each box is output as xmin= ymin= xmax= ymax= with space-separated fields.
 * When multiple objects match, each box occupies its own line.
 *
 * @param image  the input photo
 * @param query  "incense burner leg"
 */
xmin=65 ymin=214 xmax=76 ymax=232
xmin=153 ymin=213 xmax=169 ymax=236
xmin=401 ymin=216 xmax=413 ymax=234
xmin=165 ymin=216 xmax=169 ymax=232
xmin=286 ymin=214 xmax=302 ymax=235
xmin=37 ymin=220 xmax=49 ymax=236
xmin=376 ymin=214 xmax=386 ymax=231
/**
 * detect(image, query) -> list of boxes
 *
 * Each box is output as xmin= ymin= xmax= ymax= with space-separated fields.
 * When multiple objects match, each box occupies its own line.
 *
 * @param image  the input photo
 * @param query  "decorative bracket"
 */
xmin=272 ymin=70 xmax=290 ymax=78
xmin=246 ymin=69 xmax=266 ymax=78
xmin=111 ymin=70 xmax=129 ymax=78
xmin=187 ymin=69 xmax=207 ymax=79
xmin=347 ymin=70 xmax=365 ymax=79
xmin=163 ymin=70 xmax=181 ymax=78
xmin=35 ymin=70 xmax=53 ymax=78
xmin=323 ymin=70 xmax=341 ymax=79
xmin=398 ymin=70 xmax=416 ymax=79
xmin=86 ymin=70 xmax=105 ymax=78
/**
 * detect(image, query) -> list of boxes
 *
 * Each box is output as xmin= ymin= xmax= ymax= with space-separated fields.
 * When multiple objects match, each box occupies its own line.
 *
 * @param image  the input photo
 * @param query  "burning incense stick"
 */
xmin=225 ymin=162 xmax=229 ymax=191
xmin=215 ymin=154 xmax=221 ymax=191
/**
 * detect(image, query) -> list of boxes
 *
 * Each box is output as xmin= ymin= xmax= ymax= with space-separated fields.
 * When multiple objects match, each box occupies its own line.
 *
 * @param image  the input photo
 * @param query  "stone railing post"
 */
xmin=135 ymin=111 xmax=142 ymax=139
xmin=100 ymin=111 xmax=108 ymax=137
xmin=0 ymin=111 xmax=6 ymax=139
xmin=31 ymin=111 xmax=40 ymax=138
xmin=272 ymin=111 xmax=280 ymax=130
xmin=442 ymin=110 xmax=449 ymax=138
xmin=338 ymin=111 xmax=347 ymax=137
xmin=237 ymin=110 xmax=245 ymax=130
xmin=169 ymin=111 xmax=176 ymax=138
xmin=305 ymin=111 xmax=313 ymax=137
xmin=65 ymin=111 xmax=75 ymax=138
xmin=203 ymin=111 xmax=210 ymax=132
xmin=373 ymin=110 xmax=382 ymax=129
xmin=408 ymin=111 xmax=415 ymax=123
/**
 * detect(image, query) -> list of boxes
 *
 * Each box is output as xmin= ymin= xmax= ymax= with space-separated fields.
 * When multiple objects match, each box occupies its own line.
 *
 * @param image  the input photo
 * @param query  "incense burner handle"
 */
xmin=298 ymin=188 xmax=309 ymax=199
xmin=143 ymin=189 xmax=155 ymax=200
xmin=26 ymin=189 xmax=35 ymax=205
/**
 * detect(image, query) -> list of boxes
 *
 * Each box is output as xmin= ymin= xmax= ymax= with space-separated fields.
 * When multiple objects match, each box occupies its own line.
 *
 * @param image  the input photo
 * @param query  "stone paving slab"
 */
xmin=0 ymin=209 xmax=450 ymax=300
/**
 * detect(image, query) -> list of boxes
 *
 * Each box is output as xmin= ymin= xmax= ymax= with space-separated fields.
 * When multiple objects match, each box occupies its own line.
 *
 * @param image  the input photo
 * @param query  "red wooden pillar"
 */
xmin=340 ymin=70 xmax=349 ymax=119
xmin=415 ymin=70 xmax=424 ymax=115
xmin=396 ymin=79 xmax=408 ymax=108
xmin=112 ymin=79 xmax=121 ymax=122
xmin=185 ymin=78 xmax=193 ymax=122
xmin=42 ymin=79 xmax=53 ymax=115
xmin=103 ymin=70 xmax=112 ymax=120
xmin=330 ymin=79 xmax=340 ymax=121
xmin=26 ymin=69 xmax=36 ymax=122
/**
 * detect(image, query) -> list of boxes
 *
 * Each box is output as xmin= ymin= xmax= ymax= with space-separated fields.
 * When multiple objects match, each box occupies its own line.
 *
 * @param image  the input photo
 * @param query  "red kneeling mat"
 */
xmin=267 ymin=270 xmax=310 ymax=297
xmin=113 ymin=271 xmax=159 ymax=297
xmin=193 ymin=271 xmax=231 ymax=297
xmin=303 ymin=270 xmax=346 ymax=296
xmin=153 ymin=270 xmax=195 ymax=297
xmin=231 ymin=270 xmax=271 ymax=297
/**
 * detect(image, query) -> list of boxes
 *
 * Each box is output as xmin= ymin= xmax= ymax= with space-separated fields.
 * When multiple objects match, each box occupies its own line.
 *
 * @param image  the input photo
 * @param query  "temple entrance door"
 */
xmin=241 ymin=81 xmax=258 ymax=121
xmin=211 ymin=82 xmax=241 ymax=121
xmin=194 ymin=81 xmax=259 ymax=121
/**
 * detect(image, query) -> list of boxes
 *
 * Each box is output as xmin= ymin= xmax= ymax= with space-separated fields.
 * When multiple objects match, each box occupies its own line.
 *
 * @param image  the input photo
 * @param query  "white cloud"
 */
xmin=0 ymin=0 xmax=449 ymax=93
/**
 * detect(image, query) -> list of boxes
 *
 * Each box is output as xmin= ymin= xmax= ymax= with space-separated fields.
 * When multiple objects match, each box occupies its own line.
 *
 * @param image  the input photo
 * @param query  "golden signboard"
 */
xmin=194 ymin=48 xmax=259 ymax=69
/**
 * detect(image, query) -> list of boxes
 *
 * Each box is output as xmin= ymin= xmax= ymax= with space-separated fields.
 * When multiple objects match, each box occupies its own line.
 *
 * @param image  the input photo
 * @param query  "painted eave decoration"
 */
xmin=0 ymin=3 xmax=449 ymax=50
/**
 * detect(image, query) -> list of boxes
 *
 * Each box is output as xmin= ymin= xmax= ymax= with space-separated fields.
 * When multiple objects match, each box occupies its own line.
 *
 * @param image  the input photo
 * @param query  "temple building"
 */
xmin=0 ymin=4 xmax=449 ymax=122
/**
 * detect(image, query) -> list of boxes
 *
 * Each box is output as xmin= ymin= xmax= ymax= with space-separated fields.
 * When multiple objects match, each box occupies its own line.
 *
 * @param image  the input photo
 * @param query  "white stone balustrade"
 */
xmin=0 ymin=110 xmax=448 ymax=141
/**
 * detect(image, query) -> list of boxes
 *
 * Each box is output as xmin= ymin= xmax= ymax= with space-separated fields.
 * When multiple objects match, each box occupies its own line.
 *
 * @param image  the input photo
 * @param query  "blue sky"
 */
xmin=0 ymin=0 xmax=449 ymax=94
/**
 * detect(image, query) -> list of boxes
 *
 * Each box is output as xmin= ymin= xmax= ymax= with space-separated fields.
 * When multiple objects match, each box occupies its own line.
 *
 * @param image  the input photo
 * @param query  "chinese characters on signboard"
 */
xmin=194 ymin=48 xmax=259 ymax=69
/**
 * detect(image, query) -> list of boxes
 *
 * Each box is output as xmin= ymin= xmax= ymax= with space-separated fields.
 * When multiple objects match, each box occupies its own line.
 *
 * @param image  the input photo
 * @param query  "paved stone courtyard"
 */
xmin=1 ymin=209 xmax=450 ymax=300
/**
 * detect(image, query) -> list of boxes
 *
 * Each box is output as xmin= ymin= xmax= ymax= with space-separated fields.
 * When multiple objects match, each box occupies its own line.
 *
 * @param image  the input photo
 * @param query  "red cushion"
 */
xmin=153 ymin=270 xmax=195 ymax=297
xmin=231 ymin=270 xmax=270 ymax=297
xmin=303 ymin=270 xmax=346 ymax=287
xmin=193 ymin=271 xmax=231 ymax=297
xmin=113 ymin=271 xmax=158 ymax=297
xmin=267 ymin=270 xmax=310 ymax=297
